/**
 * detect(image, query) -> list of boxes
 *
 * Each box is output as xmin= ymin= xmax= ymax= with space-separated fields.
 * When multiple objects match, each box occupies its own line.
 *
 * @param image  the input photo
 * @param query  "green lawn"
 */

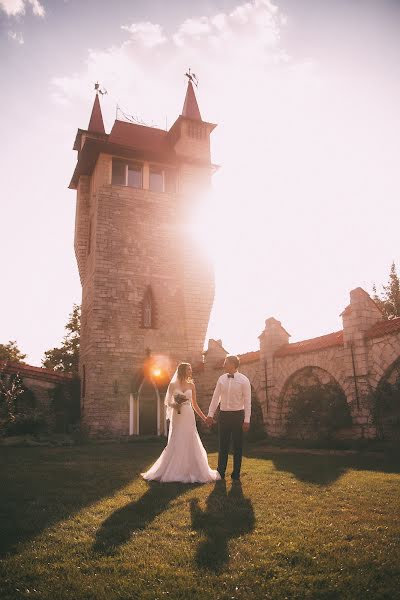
xmin=0 ymin=440 xmax=399 ymax=600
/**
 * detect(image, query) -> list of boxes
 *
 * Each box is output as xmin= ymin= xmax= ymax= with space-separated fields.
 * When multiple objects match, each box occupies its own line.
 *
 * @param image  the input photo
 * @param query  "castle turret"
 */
xmin=69 ymin=78 xmax=216 ymax=436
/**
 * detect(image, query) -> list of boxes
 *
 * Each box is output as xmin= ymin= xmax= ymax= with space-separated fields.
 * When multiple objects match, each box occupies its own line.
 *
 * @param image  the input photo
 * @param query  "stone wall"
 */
xmin=195 ymin=288 xmax=400 ymax=440
xmin=0 ymin=361 xmax=74 ymax=431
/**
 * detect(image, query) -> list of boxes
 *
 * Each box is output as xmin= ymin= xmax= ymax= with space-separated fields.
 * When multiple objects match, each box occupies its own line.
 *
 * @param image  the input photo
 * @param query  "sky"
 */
xmin=0 ymin=0 xmax=399 ymax=366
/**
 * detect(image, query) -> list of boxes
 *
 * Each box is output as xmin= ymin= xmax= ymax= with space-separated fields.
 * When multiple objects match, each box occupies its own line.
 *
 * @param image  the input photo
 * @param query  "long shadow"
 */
xmin=0 ymin=442 xmax=165 ymax=557
xmin=271 ymin=454 xmax=347 ymax=485
xmin=190 ymin=481 xmax=255 ymax=573
xmin=92 ymin=482 xmax=190 ymax=556
xmin=245 ymin=443 xmax=400 ymax=485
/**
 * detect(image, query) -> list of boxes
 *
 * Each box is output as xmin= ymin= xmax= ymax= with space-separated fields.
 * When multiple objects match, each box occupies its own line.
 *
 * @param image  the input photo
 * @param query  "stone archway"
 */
xmin=373 ymin=357 xmax=400 ymax=440
xmin=138 ymin=379 xmax=162 ymax=436
xmin=279 ymin=366 xmax=352 ymax=440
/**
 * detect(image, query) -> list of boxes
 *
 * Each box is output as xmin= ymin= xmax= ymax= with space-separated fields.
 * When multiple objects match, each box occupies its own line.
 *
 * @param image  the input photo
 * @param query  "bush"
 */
xmin=247 ymin=396 xmax=266 ymax=441
xmin=0 ymin=372 xmax=48 ymax=436
xmin=372 ymin=372 xmax=400 ymax=440
xmin=285 ymin=382 xmax=352 ymax=441
xmin=5 ymin=409 xmax=48 ymax=435
xmin=50 ymin=379 xmax=81 ymax=433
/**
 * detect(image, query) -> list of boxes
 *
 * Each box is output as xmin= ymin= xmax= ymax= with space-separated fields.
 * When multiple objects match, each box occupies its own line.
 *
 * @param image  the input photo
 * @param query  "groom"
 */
xmin=206 ymin=355 xmax=251 ymax=481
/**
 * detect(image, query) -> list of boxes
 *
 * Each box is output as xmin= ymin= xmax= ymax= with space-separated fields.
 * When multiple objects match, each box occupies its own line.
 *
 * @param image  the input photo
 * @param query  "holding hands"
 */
xmin=205 ymin=417 xmax=250 ymax=433
xmin=205 ymin=415 xmax=249 ymax=432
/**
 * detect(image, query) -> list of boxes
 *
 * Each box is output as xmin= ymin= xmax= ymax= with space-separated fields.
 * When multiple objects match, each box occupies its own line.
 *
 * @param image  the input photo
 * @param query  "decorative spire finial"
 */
xmin=94 ymin=81 xmax=107 ymax=96
xmin=182 ymin=69 xmax=202 ymax=120
xmin=185 ymin=68 xmax=198 ymax=88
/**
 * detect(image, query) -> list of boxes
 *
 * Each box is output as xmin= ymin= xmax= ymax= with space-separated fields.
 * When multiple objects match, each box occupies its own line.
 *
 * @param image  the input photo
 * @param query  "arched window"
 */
xmin=142 ymin=287 xmax=156 ymax=328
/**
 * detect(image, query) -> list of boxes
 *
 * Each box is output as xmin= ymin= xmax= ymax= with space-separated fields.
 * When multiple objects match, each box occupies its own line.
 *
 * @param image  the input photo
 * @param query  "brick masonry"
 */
xmin=72 ymin=110 xmax=215 ymax=436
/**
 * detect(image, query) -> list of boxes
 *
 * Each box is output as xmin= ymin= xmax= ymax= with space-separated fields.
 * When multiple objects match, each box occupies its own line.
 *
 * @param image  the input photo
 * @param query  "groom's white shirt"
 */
xmin=208 ymin=372 xmax=252 ymax=423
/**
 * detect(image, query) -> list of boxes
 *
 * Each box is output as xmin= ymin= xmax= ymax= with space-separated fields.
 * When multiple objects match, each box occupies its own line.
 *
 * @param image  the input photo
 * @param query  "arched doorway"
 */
xmin=279 ymin=366 xmax=351 ymax=440
xmin=373 ymin=357 xmax=400 ymax=440
xmin=138 ymin=379 xmax=160 ymax=435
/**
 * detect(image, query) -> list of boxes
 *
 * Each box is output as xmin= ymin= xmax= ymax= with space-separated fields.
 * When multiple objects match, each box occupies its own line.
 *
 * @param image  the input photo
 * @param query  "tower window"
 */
xmin=112 ymin=159 xmax=126 ymax=185
xmin=127 ymin=163 xmax=142 ymax=188
xmin=141 ymin=287 xmax=156 ymax=328
xmin=112 ymin=158 xmax=143 ymax=188
xmin=149 ymin=166 xmax=177 ymax=193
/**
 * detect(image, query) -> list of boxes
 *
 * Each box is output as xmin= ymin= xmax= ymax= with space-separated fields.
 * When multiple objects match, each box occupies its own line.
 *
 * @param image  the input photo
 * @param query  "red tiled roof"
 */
xmin=365 ymin=317 xmax=400 ymax=339
xmin=108 ymin=120 xmax=172 ymax=155
xmin=182 ymin=81 xmax=202 ymax=120
xmin=88 ymin=94 xmax=105 ymax=134
xmin=0 ymin=361 xmax=73 ymax=383
xmin=238 ymin=350 xmax=260 ymax=364
xmin=275 ymin=330 xmax=344 ymax=357
xmin=212 ymin=350 xmax=260 ymax=370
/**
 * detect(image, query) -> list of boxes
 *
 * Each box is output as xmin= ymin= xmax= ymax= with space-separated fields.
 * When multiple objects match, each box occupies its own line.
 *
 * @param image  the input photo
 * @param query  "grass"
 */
xmin=0 ymin=439 xmax=399 ymax=600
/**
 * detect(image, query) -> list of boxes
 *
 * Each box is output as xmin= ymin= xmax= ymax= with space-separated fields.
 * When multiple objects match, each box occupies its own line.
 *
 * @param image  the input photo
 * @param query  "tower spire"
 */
xmin=182 ymin=69 xmax=202 ymax=121
xmin=88 ymin=88 xmax=105 ymax=134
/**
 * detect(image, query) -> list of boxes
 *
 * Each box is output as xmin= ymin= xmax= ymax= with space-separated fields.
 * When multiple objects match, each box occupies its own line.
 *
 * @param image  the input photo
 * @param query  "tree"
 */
xmin=372 ymin=262 xmax=400 ymax=320
xmin=0 ymin=370 xmax=24 ymax=426
xmin=42 ymin=304 xmax=81 ymax=376
xmin=285 ymin=382 xmax=352 ymax=441
xmin=0 ymin=340 xmax=27 ymax=363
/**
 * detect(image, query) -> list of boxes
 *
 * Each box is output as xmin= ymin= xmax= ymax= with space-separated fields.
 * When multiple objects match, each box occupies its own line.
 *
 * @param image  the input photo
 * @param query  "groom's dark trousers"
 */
xmin=218 ymin=409 xmax=244 ymax=478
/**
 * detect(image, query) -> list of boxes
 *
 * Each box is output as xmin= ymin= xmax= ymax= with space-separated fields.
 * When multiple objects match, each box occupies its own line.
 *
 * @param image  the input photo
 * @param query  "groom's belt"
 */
xmin=220 ymin=409 xmax=244 ymax=413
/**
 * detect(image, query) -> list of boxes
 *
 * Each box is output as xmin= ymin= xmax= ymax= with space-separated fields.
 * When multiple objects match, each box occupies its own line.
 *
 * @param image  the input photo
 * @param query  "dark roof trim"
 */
xmin=69 ymin=138 xmax=217 ymax=190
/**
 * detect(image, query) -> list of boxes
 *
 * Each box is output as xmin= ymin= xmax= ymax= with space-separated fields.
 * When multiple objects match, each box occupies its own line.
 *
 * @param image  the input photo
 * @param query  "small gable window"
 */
xmin=142 ymin=287 xmax=156 ymax=328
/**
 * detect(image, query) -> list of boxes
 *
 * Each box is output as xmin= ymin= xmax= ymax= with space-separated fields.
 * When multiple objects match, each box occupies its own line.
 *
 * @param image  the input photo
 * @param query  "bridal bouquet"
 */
xmin=173 ymin=393 xmax=188 ymax=414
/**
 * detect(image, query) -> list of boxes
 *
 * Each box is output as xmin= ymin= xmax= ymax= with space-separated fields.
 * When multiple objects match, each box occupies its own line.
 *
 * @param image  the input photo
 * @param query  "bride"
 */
xmin=141 ymin=362 xmax=221 ymax=483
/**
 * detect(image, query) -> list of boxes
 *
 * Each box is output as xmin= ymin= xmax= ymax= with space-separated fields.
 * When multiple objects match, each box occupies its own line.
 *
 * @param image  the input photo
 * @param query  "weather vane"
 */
xmin=185 ymin=68 xmax=198 ymax=88
xmin=94 ymin=81 xmax=107 ymax=96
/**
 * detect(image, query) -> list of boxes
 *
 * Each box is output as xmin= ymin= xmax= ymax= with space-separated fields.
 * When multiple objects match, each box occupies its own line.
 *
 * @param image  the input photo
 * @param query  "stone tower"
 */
xmin=69 ymin=79 xmax=216 ymax=436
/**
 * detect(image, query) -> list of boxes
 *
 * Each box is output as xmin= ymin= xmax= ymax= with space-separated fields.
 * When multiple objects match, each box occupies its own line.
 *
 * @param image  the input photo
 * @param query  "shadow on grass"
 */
xmin=270 ymin=454 xmax=348 ymax=485
xmin=92 ymin=481 xmax=190 ymax=556
xmin=0 ymin=442 xmax=165 ymax=557
xmin=245 ymin=444 xmax=400 ymax=485
xmin=190 ymin=480 xmax=255 ymax=573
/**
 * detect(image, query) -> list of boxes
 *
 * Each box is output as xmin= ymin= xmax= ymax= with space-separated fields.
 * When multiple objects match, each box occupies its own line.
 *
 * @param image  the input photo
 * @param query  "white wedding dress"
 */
xmin=141 ymin=389 xmax=221 ymax=484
